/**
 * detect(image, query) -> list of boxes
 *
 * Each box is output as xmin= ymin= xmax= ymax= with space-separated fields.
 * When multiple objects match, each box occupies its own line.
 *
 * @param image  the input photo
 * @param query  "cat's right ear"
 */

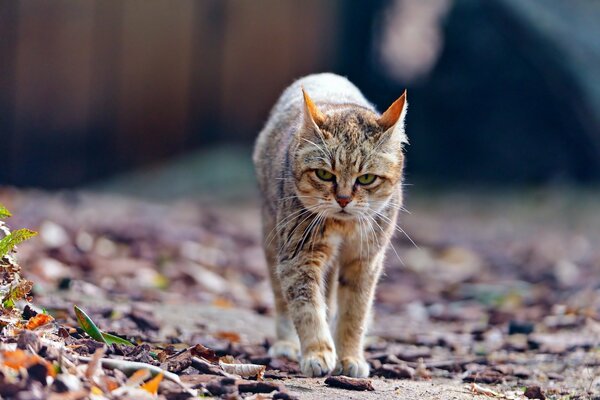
xmin=302 ymin=88 xmax=326 ymax=129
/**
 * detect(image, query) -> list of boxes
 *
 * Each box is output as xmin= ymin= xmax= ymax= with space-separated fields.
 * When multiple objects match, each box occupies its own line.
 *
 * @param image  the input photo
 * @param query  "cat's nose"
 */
xmin=336 ymin=195 xmax=351 ymax=208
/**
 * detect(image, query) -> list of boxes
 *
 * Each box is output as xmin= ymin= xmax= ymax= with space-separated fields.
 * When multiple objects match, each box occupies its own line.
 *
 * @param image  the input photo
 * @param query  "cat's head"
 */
xmin=291 ymin=89 xmax=408 ymax=220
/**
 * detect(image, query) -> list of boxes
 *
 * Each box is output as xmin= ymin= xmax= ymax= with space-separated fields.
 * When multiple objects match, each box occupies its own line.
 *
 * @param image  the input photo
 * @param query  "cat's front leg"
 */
xmin=279 ymin=252 xmax=336 ymax=377
xmin=333 ymin=252 xmax=384 ymax=378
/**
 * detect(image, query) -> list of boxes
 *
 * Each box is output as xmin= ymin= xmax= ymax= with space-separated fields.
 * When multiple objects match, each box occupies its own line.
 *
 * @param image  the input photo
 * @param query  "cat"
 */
xmin=253 ymin=73 xmax=407 ymax=378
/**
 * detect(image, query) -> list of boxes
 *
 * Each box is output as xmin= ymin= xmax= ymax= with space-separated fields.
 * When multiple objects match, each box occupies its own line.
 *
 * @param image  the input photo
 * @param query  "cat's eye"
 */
xmin=315 ymin=169 xmax=335 ymax=181
xmin=356 ymin=174 xmax=377 ymax=185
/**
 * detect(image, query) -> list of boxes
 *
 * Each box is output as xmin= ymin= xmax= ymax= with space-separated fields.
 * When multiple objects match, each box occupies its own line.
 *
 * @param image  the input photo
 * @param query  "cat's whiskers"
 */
xmin=266 ymin=204 xmax=321 ymax=248
xmin=371 ymin=209 xmax=419 ymax=250
xmin=357 ymin=214 xmax=367 ymax=261
xmin=267 ymin=206 xmax=312 ymax=242
xmin=295 ymin=208 xmax=326 ymax=258
xmin=278 ymin=205 xmax=325 ymax=257
xmin=307 ymin=210 xmax=327 ymax=256
xmin=360 ymin=215 xmax=372 ymax=261
xmin=370 ymin=200 xmax=411 ymax=215
xmin=385 ymin=202 xmax=411 ymax=214
xmin=365 ymin=211 xmax=404 ymax=266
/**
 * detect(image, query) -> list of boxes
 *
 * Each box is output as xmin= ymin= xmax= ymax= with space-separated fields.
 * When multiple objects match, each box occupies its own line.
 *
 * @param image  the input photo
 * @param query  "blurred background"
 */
xmin=1 ymin=2 xmax=600 ymax=395
xmin=1 ymin=0 xmax=599 ymax=194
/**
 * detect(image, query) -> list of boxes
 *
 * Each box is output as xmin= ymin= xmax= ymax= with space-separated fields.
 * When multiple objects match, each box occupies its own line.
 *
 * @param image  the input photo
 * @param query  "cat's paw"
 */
xmin=268 ymin=340 xmax=300 ymax=361
xmin=333 ymin=356 xmax=370 ymax=378
xmin=300 ymin=346 xmax=336 ymax=377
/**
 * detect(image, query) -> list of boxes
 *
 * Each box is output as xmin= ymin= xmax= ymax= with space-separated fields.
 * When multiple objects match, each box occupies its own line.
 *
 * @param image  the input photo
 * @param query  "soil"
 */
xmin=1 ymin=186 xmax=599 ymax=399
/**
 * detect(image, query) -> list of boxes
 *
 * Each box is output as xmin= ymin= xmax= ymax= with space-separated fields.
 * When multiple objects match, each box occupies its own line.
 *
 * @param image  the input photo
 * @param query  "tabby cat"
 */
xmin=253 ymin=73 xmax=408 ymax=377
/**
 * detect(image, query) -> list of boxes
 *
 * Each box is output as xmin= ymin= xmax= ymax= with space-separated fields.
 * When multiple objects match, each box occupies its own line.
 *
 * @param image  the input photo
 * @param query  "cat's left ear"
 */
xmin=377 ymin=90 xmax=408 ymax=144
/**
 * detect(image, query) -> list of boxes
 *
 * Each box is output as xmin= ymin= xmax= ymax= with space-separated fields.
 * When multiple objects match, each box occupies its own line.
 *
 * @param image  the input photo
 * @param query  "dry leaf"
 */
xmin=212 ymin=297 xmax=234 ymax=309
xmin=47 ymin=390 xmax=89 ymax=400
xmin=141 ymin=373 xmax=163 ymax=395
xmin=126 ymin=369 xmax=151 ymax=386
xmin=85 ymin=347 xmax=106 ymax=380
xmin=219 ymin=356 xmax=266 ymax=380
xmin=415 ymin=357 xmax=431 ymax=380
xmin=90 ymin=386 xmax=103 ymax=395
xmin=2 ymin=349 xmax=41 ymax=369
xmin=25 ymin=313 xmax=55 ymax=330
xmin=100 ymin=376 xmax=120 ymax=392
xmin=214 ymin=331 xmax=241 ymax=343
xmin=190 ymin=344 xmax=218 ymax=363
xmin=468 ymin=382 xmax=504 ymax=397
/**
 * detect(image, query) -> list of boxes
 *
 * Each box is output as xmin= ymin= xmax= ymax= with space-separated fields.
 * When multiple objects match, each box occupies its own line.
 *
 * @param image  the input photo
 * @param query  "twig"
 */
xmin=76 ymin=355 xmax=197 ymax=396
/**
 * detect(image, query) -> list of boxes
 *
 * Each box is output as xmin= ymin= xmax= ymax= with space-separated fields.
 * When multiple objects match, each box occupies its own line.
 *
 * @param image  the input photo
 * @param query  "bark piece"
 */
xmin=324 ymin=376 xmax=375 ymax=391
xmin=374 ymin=364 xmax=414 ymax=379
xmin=237 ymin=381 xmax=283 ymax=393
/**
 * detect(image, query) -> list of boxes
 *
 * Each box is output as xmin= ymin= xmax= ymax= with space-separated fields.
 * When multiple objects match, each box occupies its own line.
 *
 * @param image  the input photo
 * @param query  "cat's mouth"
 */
xmin=332 ymin=209 xmax=354 ymax=219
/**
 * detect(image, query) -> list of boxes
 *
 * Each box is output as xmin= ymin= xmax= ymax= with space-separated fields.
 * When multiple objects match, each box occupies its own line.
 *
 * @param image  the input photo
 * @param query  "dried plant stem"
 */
xmin=76 ymin=355 xmax=197 ymax=396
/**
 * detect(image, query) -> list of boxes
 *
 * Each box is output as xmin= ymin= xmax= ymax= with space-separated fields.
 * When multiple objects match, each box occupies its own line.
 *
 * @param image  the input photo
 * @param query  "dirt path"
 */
xmin=2 ymin=188 xmax=599 ymax=398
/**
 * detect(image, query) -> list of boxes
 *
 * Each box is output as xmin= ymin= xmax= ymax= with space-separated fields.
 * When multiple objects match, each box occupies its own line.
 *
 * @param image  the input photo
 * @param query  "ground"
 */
xmin=1 ymin=186 xmax=599 ymax=399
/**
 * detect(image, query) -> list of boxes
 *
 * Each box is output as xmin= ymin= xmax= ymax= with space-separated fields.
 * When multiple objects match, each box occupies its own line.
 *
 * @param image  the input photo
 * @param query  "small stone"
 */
xmin=39 ymin=221 xmax=69 ymax=248
xmin=22 ymin=305 xmax=38 ymax=320
xmin=509 ymin=320 xmax=534 ymax=335
xmin=52 ymin=374 xmax=82 ymax=393
xmin=27 ymin=364 xmax=48 ymax=385
xmin=273 ymin=392 xmax=300 ymax=400
xmin=205 ymin=379 xmax=237 ymax=396
xmin=524 ymin=385 xmax=545 ymax=400
xmin=17 ymin=331 xmax=40 ymax=353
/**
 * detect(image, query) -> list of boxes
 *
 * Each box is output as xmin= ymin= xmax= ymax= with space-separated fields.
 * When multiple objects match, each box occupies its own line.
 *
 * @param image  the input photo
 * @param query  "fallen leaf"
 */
xmin=85 ymin=347 xmax=106 ymax=380
xmin=468 ymin=383 xmax=504 ymax=397
xmin=141 ymin=372 xmax=163 ymax=395
xmin=214 ymin=331 xmax=241 ymax=343
xmin=415 ymin=357 xmax=431 ymax=380
xmin=126 ymin=369 xmax=152 ymax=387
xmin=25 ymin=313 xmax=55 ymax=330
xmin=90 ymin=386 xmax=103 ymax=395
xmin=2 ymin=349 xmax=41 ymax=370
xmin=219 ymin=356 xmax=266 ymax=379
xmin=100 ymin=375 xmax=120 ymax=392
xmin=190 ymin=344 xmax=219 ymax=362
xmin=212 ymin=297 xmax=234 ymax=309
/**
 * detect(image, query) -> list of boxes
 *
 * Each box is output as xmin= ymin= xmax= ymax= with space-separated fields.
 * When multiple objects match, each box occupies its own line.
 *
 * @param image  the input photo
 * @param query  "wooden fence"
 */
xmin=0 ymin=0 xmax=344 ymax=187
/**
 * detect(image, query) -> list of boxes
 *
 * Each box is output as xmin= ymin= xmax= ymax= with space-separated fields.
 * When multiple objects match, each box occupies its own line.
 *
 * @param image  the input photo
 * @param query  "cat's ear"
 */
xmin=302 ymin=88 xmax=326 ymax=128
xmin=377 ymin=90 xmax=408 ymax=144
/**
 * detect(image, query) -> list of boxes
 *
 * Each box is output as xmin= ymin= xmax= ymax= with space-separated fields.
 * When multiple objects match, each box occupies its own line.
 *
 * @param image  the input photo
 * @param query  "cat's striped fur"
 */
xmin=253 ymin=73 xmax=408 ymax=377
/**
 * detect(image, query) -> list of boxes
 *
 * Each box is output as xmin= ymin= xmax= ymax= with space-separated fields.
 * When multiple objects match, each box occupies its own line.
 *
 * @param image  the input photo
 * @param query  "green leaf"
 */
xmin=73 ymin=305 xmax=107 ymax=343
xmin=0 ymin=205 xmax=11 ymax=219
xmin=0 ymin=229 xmax=37 ymax=258
xmin=73 ymin=305 xmax=134 ymax=346
xmin=102 ymin=332 xmax=134 ymax=346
